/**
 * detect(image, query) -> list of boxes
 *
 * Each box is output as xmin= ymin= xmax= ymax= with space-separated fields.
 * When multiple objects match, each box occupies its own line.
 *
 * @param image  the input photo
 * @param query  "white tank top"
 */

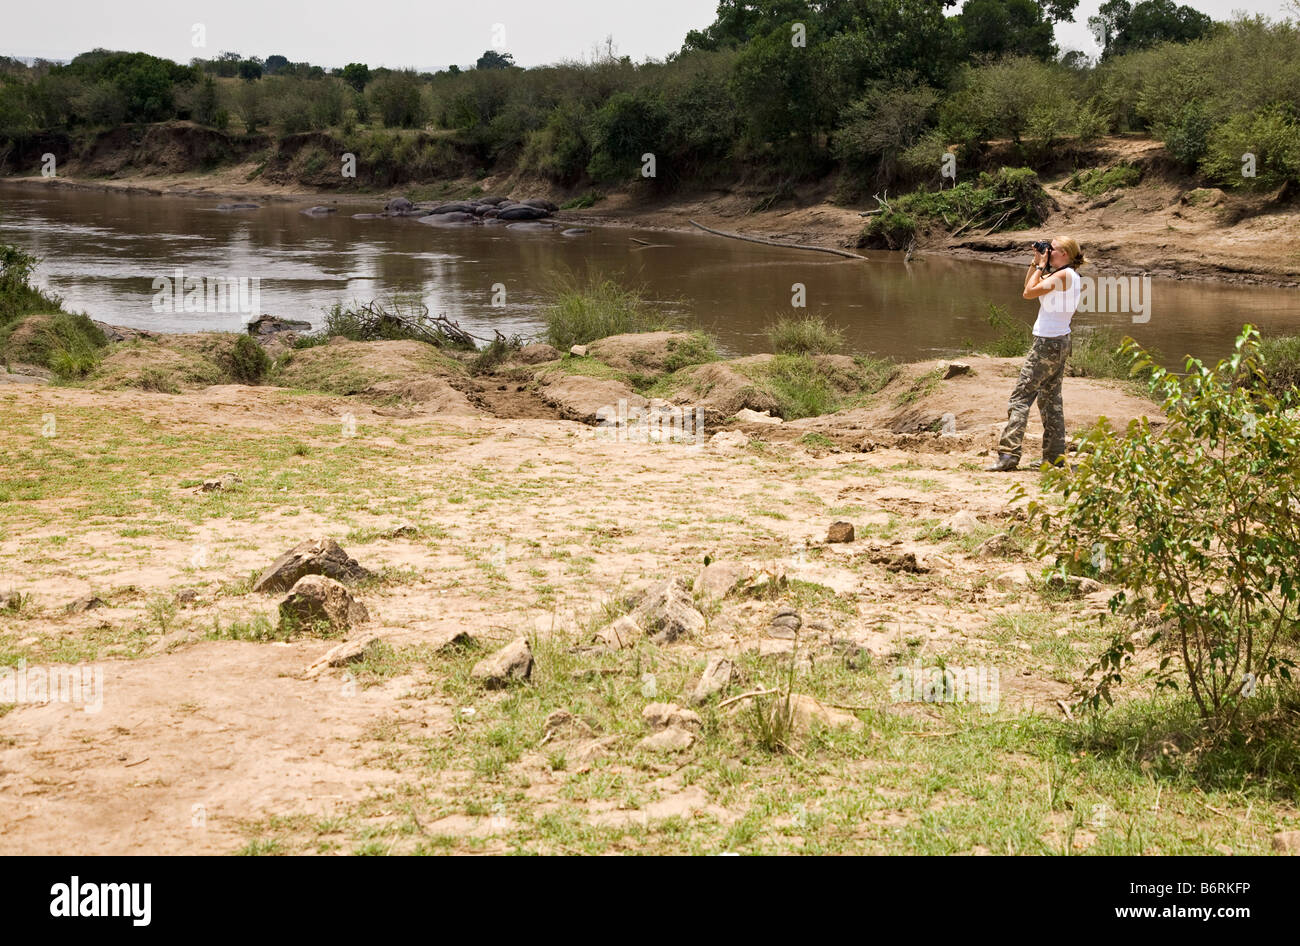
xmin=1032 ymin=267 xmax=1080 ymax=337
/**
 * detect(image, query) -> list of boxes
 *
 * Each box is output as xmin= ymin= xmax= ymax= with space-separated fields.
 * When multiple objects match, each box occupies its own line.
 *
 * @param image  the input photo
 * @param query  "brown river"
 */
xmin=1 ymin=180 xmax=1296 ymax=365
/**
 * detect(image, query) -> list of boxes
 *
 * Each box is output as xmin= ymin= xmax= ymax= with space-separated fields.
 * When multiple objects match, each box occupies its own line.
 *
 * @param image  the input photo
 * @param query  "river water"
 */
xmin=1 ymin=180 xmax=1295 ymax=365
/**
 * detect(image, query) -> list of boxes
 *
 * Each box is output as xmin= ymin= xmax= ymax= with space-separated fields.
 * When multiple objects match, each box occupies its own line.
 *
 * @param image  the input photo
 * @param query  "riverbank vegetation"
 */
xmin=1 ymin=7 xmax=1296 ymax=213
xmin=0 ymin=244 xmax=106 ymax=378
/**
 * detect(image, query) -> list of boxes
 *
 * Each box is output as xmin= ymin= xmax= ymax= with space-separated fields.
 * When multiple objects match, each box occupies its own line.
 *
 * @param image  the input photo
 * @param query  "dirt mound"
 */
xmin=586 ymin=331 xmax=710 ymax=374
xmin=271 ymin=339 xmax=467 ymax=402
xmin=537 ymin=374 xmax=647 ymax=423
xmin=673 ymin=356 xmax=781 ymax=423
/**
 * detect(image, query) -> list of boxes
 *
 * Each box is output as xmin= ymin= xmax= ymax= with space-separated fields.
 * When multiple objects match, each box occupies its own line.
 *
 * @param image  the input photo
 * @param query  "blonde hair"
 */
xmin=1055 ymin=235 xmax=1087 ymax=270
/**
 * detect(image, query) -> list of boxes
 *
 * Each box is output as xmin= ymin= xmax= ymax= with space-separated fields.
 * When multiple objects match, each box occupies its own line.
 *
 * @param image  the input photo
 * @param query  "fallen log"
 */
xmin=688 ymin=220 xmax=868 ymax=260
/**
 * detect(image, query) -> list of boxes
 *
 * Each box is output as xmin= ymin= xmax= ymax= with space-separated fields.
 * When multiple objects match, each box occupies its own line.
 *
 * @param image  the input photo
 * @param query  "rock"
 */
xmin=542 ymin=708 xmax=598 ymax=742
xmin=279 ymin=575 xmax=370 ymax=631
xmin=0 ymin=371 xmax=50 ymax=385
xmin=471 ymin=637 xmax=533 ymax=688
xmin=1046 ymin=574 xmax=1105 ymax=595
xmin=1272 ymin=830 xmax=1300 ymax=854
xmin=92 ymin=321 xmax=159 ymax=344
xmin=690 ymin=657 xmax=735 ymax=705
xmin=303 ymin=634 xmax=384 ymax=677
xmin=569 ymin=344 xmax=589 ymax=357
xmin=769 ymin=607 xmax=802 ymax=639
xmin=992 ymin=566 xmax=1031 ymax=590
xmin=642 ymin=702 xmax=703 ymax=732
xmin=709 ymin=431 xmax=749 ymax=451
xmin=826 ymin=521 xmax=855 ymax=543
xmin=788 ymin=694 xmax=860 ymax=733
xmin=944 ymin=510 xmax=982 ymax=535
xmin=174 ymin=587 xmax=198 ymax=606
xmin=66 ymin=595 xmax=105 ymax=613
xmin=975 ymin=532 xmax=1016 ymax=558
xmin=735 ymin=408 xmax=782 ymax=424
xmin=692 ymin=561 xmax=754 ymax=603
xmin=633 ymin=577 xmax=706 ymax=644
xmin=941 ymin=361 xmax=971 ymax=379
xmin=383 ymin=522 xmax=419 ymax=538
xmin=247 ymin=314 xmax=311 ymax=336
xmin=680 ymin=358 xmax=781 ymax=425
xmin=593 ymin=614 xmax=643 ymax=650
xmin=636 ymin=727 xmax=696 ymax=753
xmin=883 ymin=550 xmax=929 ymax=573
xmin=252 ymin=537 xmax=371 ymax=593
xmin=196 ymin=472 xmax=242 ymax=493
xmin=300 ymin=205 xmax=337 ymax=216
xmin=516 ymin=343 xmax=561 ymax=364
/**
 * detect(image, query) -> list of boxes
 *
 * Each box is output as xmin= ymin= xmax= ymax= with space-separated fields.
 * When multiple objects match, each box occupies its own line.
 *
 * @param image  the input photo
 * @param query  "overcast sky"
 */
xmin=3 ymin=1 xmax=1294 ymax=69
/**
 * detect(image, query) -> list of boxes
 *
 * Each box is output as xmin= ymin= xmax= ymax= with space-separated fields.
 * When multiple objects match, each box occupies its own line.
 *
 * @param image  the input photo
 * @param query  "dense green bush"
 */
xmin=1201 ymin=107 xmax=1300 ymax=191
xmin=766 ymin=315 xmax=846 ymax=355
xmin=0 ymin=244 xmax=65 ymax=327
xmin=542 ymin=275 xmax=678 ymax=349
xmin=222 ymin=334 xmax=270 ymax=384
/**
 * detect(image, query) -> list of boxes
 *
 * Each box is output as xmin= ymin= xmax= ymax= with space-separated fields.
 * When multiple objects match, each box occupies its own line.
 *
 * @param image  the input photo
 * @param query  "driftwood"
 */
xmin=339 ymin=299 xmax=483 ymax=348
xmin=688 ymin=220 xmax=867 ymax=260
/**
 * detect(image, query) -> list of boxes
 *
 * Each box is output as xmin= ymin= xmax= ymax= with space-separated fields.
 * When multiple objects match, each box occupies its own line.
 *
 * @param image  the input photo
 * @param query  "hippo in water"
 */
xmin=426 ymin=201 xmax=479 ymax=215
xmin=216 ymin=202 xmax=259 ymax=211
xmin=418 ymin=211 xmax=479 ymax=225
xmin=300 ymin=206 xmax=337 ymax=216
xmin=385 ymin=196 xmax=415 ymax=215
xmin=519 ymin=198 xmax=559 ymax=213
xmin=497 ymin=205 xmax=550 ymax=221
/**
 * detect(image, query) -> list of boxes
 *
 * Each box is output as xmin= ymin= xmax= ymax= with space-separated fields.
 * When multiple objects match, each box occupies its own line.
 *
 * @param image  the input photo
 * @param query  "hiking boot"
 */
xmin=1041 ymin=455 xmax=1073 ymax=471
xmin=985 ymin=452 xmax=1019 ymax=472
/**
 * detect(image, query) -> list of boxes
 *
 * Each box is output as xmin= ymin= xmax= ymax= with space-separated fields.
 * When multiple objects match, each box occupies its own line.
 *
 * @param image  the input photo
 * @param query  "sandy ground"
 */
xmin=0 ymin=358 xmax=1188 ymax=854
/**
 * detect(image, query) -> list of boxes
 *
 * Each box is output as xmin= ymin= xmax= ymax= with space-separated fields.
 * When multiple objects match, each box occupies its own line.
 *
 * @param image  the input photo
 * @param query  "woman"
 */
xmin=986 ymin=236 xmax=1088 ymax=472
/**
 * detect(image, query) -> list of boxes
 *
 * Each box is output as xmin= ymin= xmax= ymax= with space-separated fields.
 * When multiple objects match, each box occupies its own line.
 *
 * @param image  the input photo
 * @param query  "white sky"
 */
xmin=3 ymin=1 xmax=1293 ymax=69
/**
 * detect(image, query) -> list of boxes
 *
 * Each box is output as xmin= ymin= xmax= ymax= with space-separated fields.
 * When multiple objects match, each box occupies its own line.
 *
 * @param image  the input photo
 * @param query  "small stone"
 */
xmin=569 ymin=344 xmax=589 ymax=357
xmin=1272 ymin=830 xmax=1300 ymax=854
xmin=975 ymin=532 xmax=1015 ymax=558
xmin=942 ymin=361 xmax=971 ymax=380
xmin=735 ymin=408 xmax=782 ymax=425
xmin=788 ymin=694 xmax=861 ymax=733
xmin=66 ymin=595 xmax=105 ymax=613
xmin=642 ymin=702 xmax=703 ymax=732
xmin=253 ymin=537 xmax=371 ymax=593
xmin=633 ymin=577 xmax=705 ymax=644
xmin=303 ymin=634 xmax=384 ymax=677
xmin=944 ymin=510 xmax=981 ymax=535
xmin=278 ymin=575 xmax=370 ymax=632
xmin=693 ymin=562 xmax=754 ymax=603
xmin=690 ymin=656 xmax=735 ymax=705
xmin=174 ymin=588 xmax=198 ymax=606
xmin=517 ymin=343 xmax=561 ymax=364
xmin=992 ymin=566 xmax=1031 ymax=590
xmin=196 ymin=472 xmax=242 ymax=493
xmin=383 ymin=522 xmax=419 ymax=538
xmin=542 ymin=709 xmax=598 ymax=741
xmin=593 ymin=614 xmax=642 ymax=650
xmin=636 ymin=728 xmax=696 ymax=753
xmin=471 ymin=637 xmax=533 ymax=689
xmin=826 ymin=521 xmax=855 ymax=543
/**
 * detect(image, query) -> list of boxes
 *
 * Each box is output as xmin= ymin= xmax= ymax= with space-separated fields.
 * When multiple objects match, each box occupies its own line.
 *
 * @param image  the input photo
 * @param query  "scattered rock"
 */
xmin=735 ymin=408 xmax=782 ymax=424
xmin=569 ymin=344 xmax=589 ymax=357
xmin=642 ymin=702 xmax=703 ymax=733
xmin=769 ymin=607 xmax=802 ymax=639
xmin=1046 ymin=574 xmax=1105 ymax=595
xmin=992 ymin=566 xmax=1031 ymax=590
xmin=593 ymin=614 xmax=643 ymax=650
xmin=788 ymin=694 xmax=861 ymax=734
xmin=636 ymin=727 xmax=696 ymax=752
xmin=174 ymin=587 xmax=198 ymax=607
xmin=633 ymin=577 xmax=706 ymax=644
xmin=1272 ymin=830 xmax=1300 ymax=854
xmin=941 ymin=361 xmax=971 ymax=379
xmin=471 ymin=637 xmax=533 ymax=688
xmin=826 ymin=521 xmax=855 ymax=543
xmin=944 ymin=510 xmax=982 ymax=535
xmin=975 ymin=532 xmax=1016 ymax=558
xmin=279 ymin=575 xmax=370 ymax=631
xmin=92 ymin=321 xmax=159 ymax=344
xmin=383 ymin=522 xmax=419 ymax=538
xmin=303 ymin=634 xmax=384 ymax=677
xmin=196 ymin=472 xmax=242 ymax=493
xmin=690 ymin=656 xmax=735 ymax=704
xmin=515 ymin=342 xmax=561 ymax=364
xmin=66 ymin=595 xmax=105 ymax=613
xmin=571 ymin=735 xmax=621 ymax=765
xmin=252 ymin=537 xmax=371 ymax=593
xmin=542 ymin=708 xmax=598 ymax=742
xmin=692 ymin=561 xmax=754 ymax=603
xmin=709 ymin=430 xmax=749 ymax=451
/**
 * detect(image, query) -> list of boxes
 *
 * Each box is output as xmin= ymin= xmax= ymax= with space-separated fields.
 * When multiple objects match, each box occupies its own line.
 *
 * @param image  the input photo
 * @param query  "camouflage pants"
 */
xmin=998 ymin=334 xmax=1071 ymax=463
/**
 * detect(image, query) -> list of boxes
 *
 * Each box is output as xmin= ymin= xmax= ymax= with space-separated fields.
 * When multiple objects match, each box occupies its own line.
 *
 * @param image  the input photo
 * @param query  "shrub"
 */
xmin=0 ymin=244 xmax=65 ymax=328
xmin=1258 ymin=334 xmax=1300 ymax=399
xmin=0 ymin=312 xmax=106 ymax=378
xmin=1160 ymin=101 xmax=1214 ymax=170
xmin=1067 ymin=326 xmax=1140 ymax=380
xmin=766 ymin=314 xmax=845 ymax=355
xmin=1201 ymin=107 xmax=1300 ymax=192
xmin=1065 ymin=164 xmax=1141 ymax=197
xmin=542 ymin=275 xmax=678 ymax=349
xmin=857 ymin=209 xmax=916 ymax=250
xmin=222 ymin=334 xmax=270 ymax=384
xmin=973 ymin=302 xmax=1032 ymax=357
xmin=1021 ymin=326 xmax=1300 ymax=722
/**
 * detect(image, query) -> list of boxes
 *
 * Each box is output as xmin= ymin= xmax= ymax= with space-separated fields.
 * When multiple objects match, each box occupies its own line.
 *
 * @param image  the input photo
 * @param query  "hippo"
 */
xmin=561 ymin=228 xmax=590 ymax=237
xmin=385 ymin=196 xmax=415 ymax=215
xmin=216 ymin=202 xmax=259 ymax=211
xmin=300 ymin=206 xmax=337 ymax=216
xmin=482 ymin=208 xmax=500 ymax=218
xmin=477 ymin=195 xmax=511 ymax=205
xmin=506 ymin=221 xmax=555 ymax=231
xmin=520 ymin=198 xmax=559 ymax=213
xmin=497 ymin=205 xmax=550 ymax=221
xmin=351 ymin=212 xmax=386 ymax=219
xmin=418 ymin=211 xmax=479 ymax=225
xmin=427 ymin=201 xmax=479 ymax=214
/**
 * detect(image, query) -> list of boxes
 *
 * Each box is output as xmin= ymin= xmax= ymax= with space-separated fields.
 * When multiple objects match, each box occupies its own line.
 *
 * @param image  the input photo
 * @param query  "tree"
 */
xmin=238 ymin=58 xmax=264 ymax=81
xmin=1089 ymin=0 xmax=1214 ymax=59
xmin=264 ymin=54 xmax=290 ymax=75
xmin=341 ymin=62 xmax=371 ymax=93
xmin=958 ymin=0 xmax=1058 ymax=61
xmin=475 ymin=50 xmax=516 ymax=70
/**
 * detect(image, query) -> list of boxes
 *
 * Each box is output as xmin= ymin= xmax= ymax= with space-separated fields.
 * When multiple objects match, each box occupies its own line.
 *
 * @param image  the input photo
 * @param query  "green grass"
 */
xmin=1259 ymin=334 xmax=1300 ymax=401
xmin=542 ymin=274 xmax=680 ymax=349
xmin=735 ymin=353 xmax=899 ymax=420
xmin=766 ymin=315 xmax=845 ymax=355
xmin=1066 ymin=164 xmax=1141 ymax=197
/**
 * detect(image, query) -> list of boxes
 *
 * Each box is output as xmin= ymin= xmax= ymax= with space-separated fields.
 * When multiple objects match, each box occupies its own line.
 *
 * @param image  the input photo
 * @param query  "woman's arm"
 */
xmin=1023 ymin=268 xmax=1065 ymax=300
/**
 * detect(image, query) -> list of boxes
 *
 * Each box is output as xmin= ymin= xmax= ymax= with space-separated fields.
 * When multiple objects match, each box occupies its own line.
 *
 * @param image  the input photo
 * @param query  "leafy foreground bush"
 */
xmin=1020 ymin=326 xmax=1300 ymax=723
xmin=0 ymin=244 xmax=68 ymax=328
xmin=221 ymin=334 xmax=270 ymax=384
